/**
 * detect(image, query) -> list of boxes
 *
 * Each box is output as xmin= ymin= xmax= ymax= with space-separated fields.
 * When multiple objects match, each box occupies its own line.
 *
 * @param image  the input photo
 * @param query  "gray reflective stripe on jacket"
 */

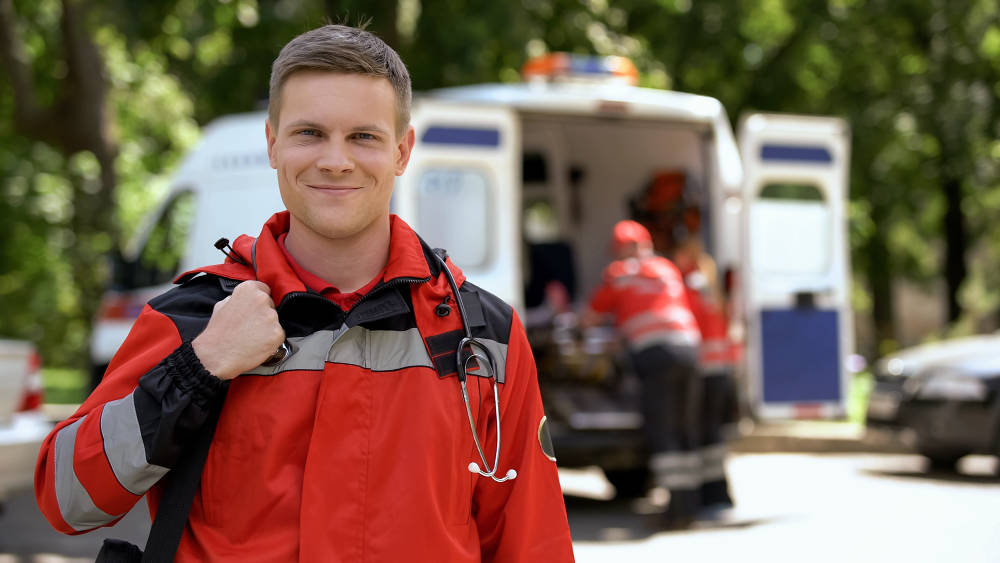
xmin=468 ymin=338 xmax=508 ymax=383
xmin=244 ymin=325 xmax=508 ymax=378
xmin=101 ymin=394 xmax=170 ymax=494
xmin=53 ymin=419 xmax=117 ymax=531
xmin=54 ymin=394 xmax=172 ymax=530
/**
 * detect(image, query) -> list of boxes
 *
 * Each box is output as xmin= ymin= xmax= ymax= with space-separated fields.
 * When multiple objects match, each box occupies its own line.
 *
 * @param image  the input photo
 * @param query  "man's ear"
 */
xmin=265 ymin=119 xmax=278 ymax=169
xmin=394 ymin=126 xmax=416 ymax=176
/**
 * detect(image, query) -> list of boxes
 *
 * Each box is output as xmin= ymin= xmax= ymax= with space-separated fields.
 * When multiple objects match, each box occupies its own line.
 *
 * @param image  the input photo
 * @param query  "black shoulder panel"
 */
xmin=147 ymin=275 xmax=230 ymax=342
xmin=460 ymin=281 xmax=513 ymax=345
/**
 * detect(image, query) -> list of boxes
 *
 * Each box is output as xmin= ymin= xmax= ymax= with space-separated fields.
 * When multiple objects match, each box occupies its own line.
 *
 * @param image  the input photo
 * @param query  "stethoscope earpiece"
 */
xmin=468 ymin=462 xmax=517 ymax=483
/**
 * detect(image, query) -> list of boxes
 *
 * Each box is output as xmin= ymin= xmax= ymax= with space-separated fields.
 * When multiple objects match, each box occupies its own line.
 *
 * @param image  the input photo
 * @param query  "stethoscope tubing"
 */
xmin=435 ymin=251 xmax=517 ymax=484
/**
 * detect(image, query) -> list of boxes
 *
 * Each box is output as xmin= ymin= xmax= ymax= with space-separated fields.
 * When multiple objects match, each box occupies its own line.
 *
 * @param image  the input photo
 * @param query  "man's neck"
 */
xmin=283 ymin=217 xmax=391 ymax=293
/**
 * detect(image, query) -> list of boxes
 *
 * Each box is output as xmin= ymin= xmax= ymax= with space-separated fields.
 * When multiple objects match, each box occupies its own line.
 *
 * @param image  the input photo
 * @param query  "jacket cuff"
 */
xmin=167 ymin=341 xmax=228 ymax=408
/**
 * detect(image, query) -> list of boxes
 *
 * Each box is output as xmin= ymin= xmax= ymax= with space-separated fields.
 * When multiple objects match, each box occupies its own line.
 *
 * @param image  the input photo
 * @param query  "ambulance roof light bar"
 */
xmin=521 ymin=53 xmax=639 ymax=86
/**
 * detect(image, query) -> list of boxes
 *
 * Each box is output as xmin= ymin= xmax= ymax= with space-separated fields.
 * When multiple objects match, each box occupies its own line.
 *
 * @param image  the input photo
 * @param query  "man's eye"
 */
xmin=354 ymin=132 xmax=378 ymax=141
xmin=297 ymin=129 xmax=320 ymax=137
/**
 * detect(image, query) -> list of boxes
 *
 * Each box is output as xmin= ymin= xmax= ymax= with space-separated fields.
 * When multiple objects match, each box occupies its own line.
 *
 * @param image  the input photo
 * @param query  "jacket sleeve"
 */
xmin=34 ymin=301 xmax=226 ymax=535
xmin=588 ymin=266 xmax=617 ymax=314
xmin=472 ymin=311 xmax=575 ymax=562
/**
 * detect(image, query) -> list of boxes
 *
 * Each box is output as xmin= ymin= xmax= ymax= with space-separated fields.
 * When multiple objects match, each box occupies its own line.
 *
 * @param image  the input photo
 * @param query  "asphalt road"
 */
xmin=2 ymin=453 xmax=998 ymax=562
xmin=566 ymin=453 xmax=1000 ymax=563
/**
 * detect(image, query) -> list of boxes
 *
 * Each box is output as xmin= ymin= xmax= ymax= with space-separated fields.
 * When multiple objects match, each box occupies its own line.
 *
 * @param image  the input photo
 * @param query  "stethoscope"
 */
xmin=434 ymin=252 xmax=518 ymax=484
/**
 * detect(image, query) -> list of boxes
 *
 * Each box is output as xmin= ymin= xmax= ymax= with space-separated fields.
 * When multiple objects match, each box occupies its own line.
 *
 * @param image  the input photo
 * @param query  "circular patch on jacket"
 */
xmin=537 ymin=415 xmax=556 ymax=462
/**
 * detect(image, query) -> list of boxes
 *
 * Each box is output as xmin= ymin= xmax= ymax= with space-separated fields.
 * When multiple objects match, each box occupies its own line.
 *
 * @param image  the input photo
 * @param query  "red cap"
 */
xmin=611 ymin=220 xmax=652 ymax=251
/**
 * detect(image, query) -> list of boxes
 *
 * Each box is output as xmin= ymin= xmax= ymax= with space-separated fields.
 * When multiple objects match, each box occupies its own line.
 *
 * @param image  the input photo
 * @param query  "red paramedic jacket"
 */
xmin=679 ymin=263 xmax=735 ymax=371
xmin=35 ymin=212 xmax=575 ymax=562
xmin=589 ymin=255 xmax=700 ymax=351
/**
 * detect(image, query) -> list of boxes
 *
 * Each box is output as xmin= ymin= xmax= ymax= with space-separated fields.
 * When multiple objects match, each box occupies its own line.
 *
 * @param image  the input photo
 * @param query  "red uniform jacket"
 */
xmin=35 ymin=212 xmax=574 ymax=562
xmin=589 ymin=255 xmax=700 ymax=351
xmin=680 ymin=265 xmax=734 ymax=370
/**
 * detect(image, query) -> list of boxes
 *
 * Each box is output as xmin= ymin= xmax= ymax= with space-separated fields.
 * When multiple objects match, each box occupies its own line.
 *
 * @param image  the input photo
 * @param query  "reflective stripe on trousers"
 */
xmin=699 ymin=443 xmax=727 ymax=482
xmin=650 ymin=451 xmax=702 ymax=490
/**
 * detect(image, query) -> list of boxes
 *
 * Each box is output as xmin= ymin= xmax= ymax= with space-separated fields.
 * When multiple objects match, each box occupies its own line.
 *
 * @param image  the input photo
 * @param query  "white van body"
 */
xmin=92 ymin=79 xmax=852 ymax=427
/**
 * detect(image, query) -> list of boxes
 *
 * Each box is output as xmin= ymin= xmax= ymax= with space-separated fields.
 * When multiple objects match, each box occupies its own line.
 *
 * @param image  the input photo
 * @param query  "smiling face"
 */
xmin=266 ymin=71 xmax=414 ymax=246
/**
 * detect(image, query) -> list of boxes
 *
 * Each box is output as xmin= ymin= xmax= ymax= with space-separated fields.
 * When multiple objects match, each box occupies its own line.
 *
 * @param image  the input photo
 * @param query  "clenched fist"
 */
xmin=192 ymin=281 xmax=286 ymax=380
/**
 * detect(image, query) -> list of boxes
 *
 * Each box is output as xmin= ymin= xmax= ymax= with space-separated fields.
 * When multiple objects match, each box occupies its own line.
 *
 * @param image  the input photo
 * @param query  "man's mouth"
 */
xmin=307 ymin=183 xmax=361 ymax=192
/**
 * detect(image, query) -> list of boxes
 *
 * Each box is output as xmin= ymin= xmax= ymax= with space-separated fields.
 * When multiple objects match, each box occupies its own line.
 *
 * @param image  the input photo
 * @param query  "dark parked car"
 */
xmin=866 ymin=333 xmax=1000 ymax=470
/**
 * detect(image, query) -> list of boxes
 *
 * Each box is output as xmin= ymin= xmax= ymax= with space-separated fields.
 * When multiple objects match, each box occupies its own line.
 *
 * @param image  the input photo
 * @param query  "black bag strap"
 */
xmin=140 ymin=396 xmax=226 ymax=562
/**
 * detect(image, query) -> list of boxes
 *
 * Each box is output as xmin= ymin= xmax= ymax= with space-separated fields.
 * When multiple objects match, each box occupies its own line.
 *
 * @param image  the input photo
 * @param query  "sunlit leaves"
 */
xmin=739 ymin=0 xmax=794 ymax=49
xmin=982 ymin=26 xmax=1000 ymax=59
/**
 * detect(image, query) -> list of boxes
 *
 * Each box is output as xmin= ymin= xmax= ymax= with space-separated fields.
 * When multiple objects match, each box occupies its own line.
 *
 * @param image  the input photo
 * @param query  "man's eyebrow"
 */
xmin=351 ymin=124 xmax=391 ymax=136
xmin=283 ymin=119 xmax=325 ymax=131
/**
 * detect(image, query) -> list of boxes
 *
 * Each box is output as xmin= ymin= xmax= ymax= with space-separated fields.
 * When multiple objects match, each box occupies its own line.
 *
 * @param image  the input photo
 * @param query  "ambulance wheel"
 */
xmin=604 ymin=467 xmax=650 ymax=499
xmin=920 ymin=450 xmax=967 ymax=472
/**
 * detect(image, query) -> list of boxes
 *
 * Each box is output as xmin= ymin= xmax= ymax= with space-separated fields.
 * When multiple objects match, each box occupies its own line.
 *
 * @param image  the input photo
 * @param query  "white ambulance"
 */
xmin=92 ymin=54 xmax=853 ymax=481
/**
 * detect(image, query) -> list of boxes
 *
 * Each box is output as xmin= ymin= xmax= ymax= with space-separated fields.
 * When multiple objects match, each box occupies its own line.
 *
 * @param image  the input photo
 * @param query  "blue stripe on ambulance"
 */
xmin=760 ymin=144 xmax=833 ymax=164
xmin=421 ymin=126 xmax=500 ymax=147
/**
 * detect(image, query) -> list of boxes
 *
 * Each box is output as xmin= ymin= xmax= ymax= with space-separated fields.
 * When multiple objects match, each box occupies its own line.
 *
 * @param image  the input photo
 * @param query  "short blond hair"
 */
xmin=268 ymin=24 xmax=411 ymax=136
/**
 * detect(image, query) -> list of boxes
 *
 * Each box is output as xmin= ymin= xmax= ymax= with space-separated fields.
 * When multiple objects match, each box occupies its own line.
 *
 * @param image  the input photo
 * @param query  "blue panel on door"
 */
xmin=760 ymin=309 xmax=841 ymax=403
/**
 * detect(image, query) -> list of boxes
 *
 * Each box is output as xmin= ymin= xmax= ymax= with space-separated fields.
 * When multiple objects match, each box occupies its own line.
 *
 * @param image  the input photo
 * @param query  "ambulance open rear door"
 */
xmin=393 ymin=100 xmax=522 ymax=310
xmin=738 ymin=113 xmax=853 ymax=420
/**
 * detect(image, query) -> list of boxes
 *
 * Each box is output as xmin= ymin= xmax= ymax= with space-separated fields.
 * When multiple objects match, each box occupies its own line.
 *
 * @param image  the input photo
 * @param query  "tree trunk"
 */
xmin=942 ymin=175 xmax=967 ymax=322
xmin=866 ymin=209 xmax=895 ymax=356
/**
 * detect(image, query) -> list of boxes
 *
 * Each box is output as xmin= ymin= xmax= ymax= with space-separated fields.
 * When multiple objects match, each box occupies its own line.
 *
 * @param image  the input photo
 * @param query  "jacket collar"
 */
xmin=177 ymin=211 xmax=463 ymax=308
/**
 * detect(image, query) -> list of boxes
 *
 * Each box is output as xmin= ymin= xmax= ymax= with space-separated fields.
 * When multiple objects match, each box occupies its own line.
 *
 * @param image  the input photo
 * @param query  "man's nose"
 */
xmin=316 ymin=139 xmax=355 ymax=174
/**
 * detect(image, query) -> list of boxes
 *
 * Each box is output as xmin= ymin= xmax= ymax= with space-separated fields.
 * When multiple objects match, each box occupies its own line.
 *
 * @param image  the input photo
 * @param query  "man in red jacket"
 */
xmin=35 ymin=24 xmax=574 ymax=562
xmin=584 ymin=220 xmax=702 ymax=530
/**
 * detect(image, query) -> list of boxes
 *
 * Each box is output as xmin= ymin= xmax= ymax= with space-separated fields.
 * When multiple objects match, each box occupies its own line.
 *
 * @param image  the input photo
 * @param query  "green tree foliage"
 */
xmin=0 ymin=0 xmax=199 ymax=368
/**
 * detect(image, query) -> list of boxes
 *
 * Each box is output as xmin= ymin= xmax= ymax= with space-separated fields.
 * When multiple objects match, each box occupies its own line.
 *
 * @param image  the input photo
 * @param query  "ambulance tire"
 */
xmin=604 ymin=467 xmax=650 ymax=499
xmin=920 ymin=449 xmax=967 ymax=473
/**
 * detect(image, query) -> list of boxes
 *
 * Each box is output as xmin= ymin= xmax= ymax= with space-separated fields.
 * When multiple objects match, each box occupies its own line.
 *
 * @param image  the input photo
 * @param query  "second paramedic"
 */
xmin=673 ymin=233 xmax=737 ymax=513
xmin=582 ymin=220 xmax=702 ymax=529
